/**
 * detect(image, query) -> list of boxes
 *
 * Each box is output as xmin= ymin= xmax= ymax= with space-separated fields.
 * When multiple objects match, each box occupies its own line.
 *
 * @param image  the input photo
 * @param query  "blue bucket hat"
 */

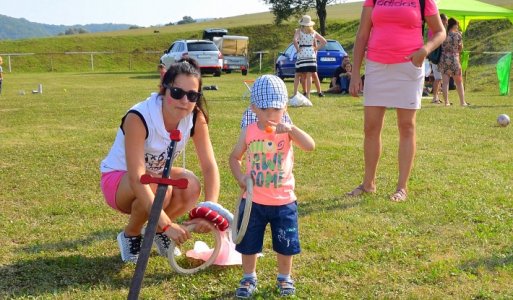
xmin=250 ymin=75 xmax=288 ymax=109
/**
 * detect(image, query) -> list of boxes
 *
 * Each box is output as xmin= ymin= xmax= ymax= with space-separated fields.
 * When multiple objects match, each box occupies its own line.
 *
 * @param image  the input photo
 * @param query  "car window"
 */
xmin=187 ymin=42 xmax=219 ymax=52
xmin=319 ymin=41 xmax=344 ymax=52
xmin=285 ymin=44 xmax=296 ymax=57
xmin=171 ymin=43 xmax=181 ymax=53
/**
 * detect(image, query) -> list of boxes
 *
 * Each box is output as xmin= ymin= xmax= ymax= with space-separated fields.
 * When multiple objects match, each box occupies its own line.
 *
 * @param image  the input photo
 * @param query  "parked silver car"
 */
xmin=160 ymin=40 xmax=223 ymax=76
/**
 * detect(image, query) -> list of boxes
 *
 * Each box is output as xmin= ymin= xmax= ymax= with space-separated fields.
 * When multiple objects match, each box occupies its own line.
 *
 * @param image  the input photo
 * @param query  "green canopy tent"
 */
xmin=435 ymin=0 xmax=513 ymax=95
xmin=436 ymin=0 xmax=513 ymax=32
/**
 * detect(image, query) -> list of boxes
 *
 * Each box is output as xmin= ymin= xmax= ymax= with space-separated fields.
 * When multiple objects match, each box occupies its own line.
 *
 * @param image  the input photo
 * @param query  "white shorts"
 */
xmin=431 ymin=63 xmax=442 ymax=80
xmin=363 ymin=59 xmax=424 ymax=110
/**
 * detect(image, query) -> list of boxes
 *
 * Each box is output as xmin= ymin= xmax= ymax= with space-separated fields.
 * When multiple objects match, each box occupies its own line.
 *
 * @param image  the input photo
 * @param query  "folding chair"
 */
xmin=242 ymin=80 xmax=255 ymax=100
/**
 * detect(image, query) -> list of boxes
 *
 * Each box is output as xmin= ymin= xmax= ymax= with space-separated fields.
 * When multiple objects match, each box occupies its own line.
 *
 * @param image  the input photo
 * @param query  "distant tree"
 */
xmin=64 ymin=27 xmax=89 ymax=35
xmin=129 ymin=25 xmax=142 ymax=30
xmin=263 ymin=0 xmax=335 ymax=35
xmin=177 ymin=16 xmax=196 ymax=25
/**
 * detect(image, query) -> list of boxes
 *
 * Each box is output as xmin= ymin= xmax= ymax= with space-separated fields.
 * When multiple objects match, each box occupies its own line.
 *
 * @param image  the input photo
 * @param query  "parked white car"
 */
xmin=160 ymin=40 xmax=223 ymax=76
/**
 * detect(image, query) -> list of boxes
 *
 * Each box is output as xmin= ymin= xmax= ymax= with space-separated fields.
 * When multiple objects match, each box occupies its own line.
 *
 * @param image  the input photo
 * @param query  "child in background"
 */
xmin=157 ymin=63 xmax=167 ymax=87
xmin=229 ymin=74 xmax=315 ymax=298
xmin=339 ymin=63 xmax=352 ymax=94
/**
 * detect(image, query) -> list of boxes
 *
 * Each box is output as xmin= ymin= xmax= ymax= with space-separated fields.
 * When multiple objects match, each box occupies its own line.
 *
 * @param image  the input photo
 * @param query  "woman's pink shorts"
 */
xmin=100 ymin=171 xmax=126 ymax=213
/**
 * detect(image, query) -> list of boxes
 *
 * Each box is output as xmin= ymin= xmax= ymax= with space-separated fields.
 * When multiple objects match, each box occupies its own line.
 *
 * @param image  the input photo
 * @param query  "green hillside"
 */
xmin=0 ymin=14 xmax=134 ymax=40
xmin=0 ymin=1 xmax=511 ymax=73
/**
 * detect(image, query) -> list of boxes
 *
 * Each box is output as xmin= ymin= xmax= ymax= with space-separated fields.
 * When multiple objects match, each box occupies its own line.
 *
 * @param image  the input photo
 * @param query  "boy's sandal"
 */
xmin=236 ymin=278 xmax=257 ymax=299
xmin=390 ymin=189 xmax=407 ymax=202
xmin=346 ymin=184 xmax=374 ymax=197
xmin=277 ymin=279 xmax=296 ymax=297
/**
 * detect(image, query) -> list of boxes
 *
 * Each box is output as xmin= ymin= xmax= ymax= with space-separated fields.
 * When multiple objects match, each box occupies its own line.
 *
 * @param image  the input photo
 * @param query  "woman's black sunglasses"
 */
xmin=163 ymin=84 xmax=201 ymax=102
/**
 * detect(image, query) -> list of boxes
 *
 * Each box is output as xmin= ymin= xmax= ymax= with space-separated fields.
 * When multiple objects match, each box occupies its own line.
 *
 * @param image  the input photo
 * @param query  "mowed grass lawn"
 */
xmin=0 ymin=69 xmax=512 ymax=299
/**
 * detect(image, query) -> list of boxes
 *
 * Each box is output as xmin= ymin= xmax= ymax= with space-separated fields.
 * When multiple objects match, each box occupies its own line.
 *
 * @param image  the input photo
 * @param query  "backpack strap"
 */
xmin=420 ymin=0 xmax=425 ymax=22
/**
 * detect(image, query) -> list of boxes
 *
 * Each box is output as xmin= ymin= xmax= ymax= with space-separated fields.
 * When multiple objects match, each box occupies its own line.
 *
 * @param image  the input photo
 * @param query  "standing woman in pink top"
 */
xmin=347 ymin=0 xmax=446 ymax=201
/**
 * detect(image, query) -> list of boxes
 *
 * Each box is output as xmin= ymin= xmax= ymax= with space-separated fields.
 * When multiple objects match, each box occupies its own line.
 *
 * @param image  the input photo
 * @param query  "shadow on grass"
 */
xmin=21 ymin=228 xmax=119 ymax=253
xmin=299 ymin=196 xmax=361 ymax=217
xmin=130 ymin=74 xmax=160 ymax=80
xmin=0 ymin=254 xmax=124 ymax=298
xmin=459 ymin=248 xmax=513 ymax=273
xmin=1 ymin=228 xmax=238 ymax=298
xmin=1 ymin=229 xmax=123 ymax=297
xmin=213 ymin=286 xmax=281 ymax=300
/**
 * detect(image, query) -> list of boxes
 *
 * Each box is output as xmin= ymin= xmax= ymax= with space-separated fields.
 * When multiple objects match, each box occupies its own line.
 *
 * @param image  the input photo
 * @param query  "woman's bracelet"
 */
xmin=162 ymin=224 xmax=171 ymax=232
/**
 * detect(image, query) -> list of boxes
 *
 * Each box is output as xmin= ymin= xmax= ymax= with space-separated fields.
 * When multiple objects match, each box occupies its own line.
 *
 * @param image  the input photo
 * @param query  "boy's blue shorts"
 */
xmin=235 ymin=199 xmax=301 ymax=256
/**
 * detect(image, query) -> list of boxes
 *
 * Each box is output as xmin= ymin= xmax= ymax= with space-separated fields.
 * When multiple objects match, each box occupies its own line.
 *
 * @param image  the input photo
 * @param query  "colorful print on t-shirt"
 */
xmin=245 ymin=123 xmax=296 ymax=206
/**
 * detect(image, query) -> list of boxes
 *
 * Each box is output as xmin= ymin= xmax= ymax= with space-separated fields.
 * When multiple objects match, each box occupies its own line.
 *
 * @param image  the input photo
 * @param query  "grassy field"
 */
xmin=0 ymin=63 xmax=512 ymax=299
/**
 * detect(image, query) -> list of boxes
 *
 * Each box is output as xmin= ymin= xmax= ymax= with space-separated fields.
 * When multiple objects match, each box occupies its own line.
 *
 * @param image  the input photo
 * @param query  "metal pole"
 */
xmin=260 ymin=53 xmax=263 ymax=73
xmin=8 ymin=55 xmax=11 ymax=73
xmin=127 ymin=130 xmax=182 ymax=300
xmin=91 ymin=53 xmax=94 ymax=71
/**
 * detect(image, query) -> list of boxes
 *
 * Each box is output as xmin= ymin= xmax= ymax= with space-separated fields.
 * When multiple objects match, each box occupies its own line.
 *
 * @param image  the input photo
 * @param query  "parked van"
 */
xmin=213 ymin=35 xmax=249 ymax=76
xmin=202 ymin=28 xmax=228 ymax=41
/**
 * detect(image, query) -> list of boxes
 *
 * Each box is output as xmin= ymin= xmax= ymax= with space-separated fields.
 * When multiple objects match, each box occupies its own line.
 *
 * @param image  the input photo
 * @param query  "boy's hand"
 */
xmin=267 ymin=121 xmax=292 ymax=134
xmin=237 ymin=174 xmax=252 ymax=190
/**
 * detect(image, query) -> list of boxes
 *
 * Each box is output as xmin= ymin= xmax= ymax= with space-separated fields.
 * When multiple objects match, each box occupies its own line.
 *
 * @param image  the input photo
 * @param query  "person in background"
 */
xmin=339 ymin=63 xmax=353 ymax=94
xmin=300 ymin=71 xmax=325 ymax=97
xmin=346 ymin=0 xmax=446 ymax=202
xmin=229 ymin=75 xmax=315 ymax=298
xmin=292 ymin=15 xmax=327 ymax=99
xmin=430 ymin=13 xmax=448 ymax=104
xmin=325 ymin=56 xmax=351 ymax=94
xmin=438 ymin=17 xmax=469 ymax=106
xmin=100 ymin=58 xmax=220 ymax=263
xmin=158 ymin=63 xmax=167 ymax=82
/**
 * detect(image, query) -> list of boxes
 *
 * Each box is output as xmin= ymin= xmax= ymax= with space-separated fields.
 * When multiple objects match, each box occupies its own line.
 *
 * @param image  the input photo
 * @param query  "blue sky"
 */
xmin=2 ymin=0 xmax=363 ymax=27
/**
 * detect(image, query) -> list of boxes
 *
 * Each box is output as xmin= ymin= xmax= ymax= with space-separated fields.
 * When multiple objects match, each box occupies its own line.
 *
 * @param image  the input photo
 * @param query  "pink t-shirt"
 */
xmin=244 ymin=123 xmax=296 ymax=206
xmin=363 ymin=0 xmax=439 ymax=64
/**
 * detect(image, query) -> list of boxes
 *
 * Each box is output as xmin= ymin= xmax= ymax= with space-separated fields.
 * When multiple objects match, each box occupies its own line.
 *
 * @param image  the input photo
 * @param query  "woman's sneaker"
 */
xmin=235 ymin=277 xmax=257 ymax=299
xmin=117 ymin=232 xmax=142 ymax=263
xmin=153 ymin=232 xmax=181 ymax=257
xmin=277 ymin=279 xmax=296 ymax=297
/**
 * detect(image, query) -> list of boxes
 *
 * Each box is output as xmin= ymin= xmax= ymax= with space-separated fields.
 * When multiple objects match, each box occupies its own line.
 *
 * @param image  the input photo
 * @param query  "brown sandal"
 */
xmin=346 ymin=184 xmax=375 ymax=197
xmin=390 ymin=188 xmax=407 ymax=202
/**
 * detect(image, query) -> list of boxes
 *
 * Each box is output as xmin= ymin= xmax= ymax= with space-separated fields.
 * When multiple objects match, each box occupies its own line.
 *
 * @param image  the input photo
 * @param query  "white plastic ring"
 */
xmin=231 ymin=177 xmax=253 ymax=244
xmin=167 ymin=224 xmax=221 ymax=275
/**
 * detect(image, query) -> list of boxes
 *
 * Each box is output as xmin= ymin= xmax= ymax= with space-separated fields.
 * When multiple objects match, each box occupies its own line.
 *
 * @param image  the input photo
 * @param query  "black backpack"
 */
xmin=427 ymin=44 xmax=442 ymax=64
